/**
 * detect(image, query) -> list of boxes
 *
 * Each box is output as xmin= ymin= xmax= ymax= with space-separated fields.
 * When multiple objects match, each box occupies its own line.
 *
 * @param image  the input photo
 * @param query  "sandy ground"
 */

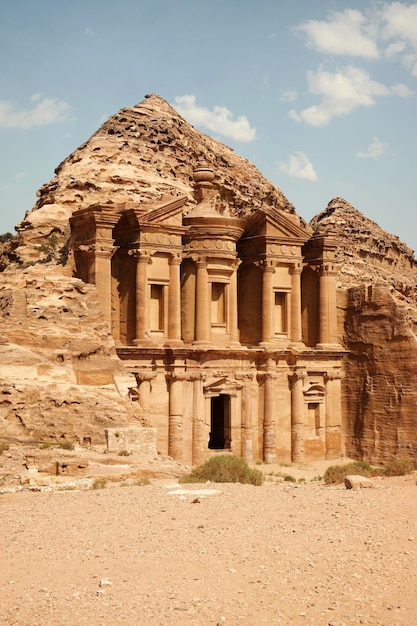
xmin=1 ymin=454 xmax=417 ymax=626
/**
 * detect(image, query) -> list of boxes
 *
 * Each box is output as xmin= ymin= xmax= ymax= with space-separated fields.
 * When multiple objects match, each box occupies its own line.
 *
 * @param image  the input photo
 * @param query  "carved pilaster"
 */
xmin=194 ymin=257 xmax=210 ymax=345
xmin=290 ymin=370 xmax=307 ymax=462
xmin=166 ymin=254 xmax=183 ymax=346
xmin=260 ymin=261 xmax=275 ymax=345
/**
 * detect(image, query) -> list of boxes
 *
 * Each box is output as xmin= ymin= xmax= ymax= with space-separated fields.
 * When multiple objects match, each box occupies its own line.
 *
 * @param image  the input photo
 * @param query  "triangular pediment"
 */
xmin=242 ymin=207 xmax=311 ymax=243
xmin=140 ymin=196 xmax=188 ymax=227
xmin=204 ymin=377 xmax=243 ymax=395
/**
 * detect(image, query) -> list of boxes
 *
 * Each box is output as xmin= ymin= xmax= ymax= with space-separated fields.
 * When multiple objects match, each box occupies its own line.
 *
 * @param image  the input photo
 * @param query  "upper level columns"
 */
xmin=133 ymin=251 xmax=151 ymax=344
xmin=167 ymin=254 xmax=182 ymax=345
xmin=318 ymin=264 xmax=339 ymax=347
xmin=94 ymin=248 xmax=113 ymax=326
xmin=290 ymin=263 xmax=302 ymax=344
xmin=261 ymin=261 xmax=274 ymax=344
xmin=194 ymin=258 xmax=210 ymax=344
xmin=227 ymin=260 xmax=240 ymax=346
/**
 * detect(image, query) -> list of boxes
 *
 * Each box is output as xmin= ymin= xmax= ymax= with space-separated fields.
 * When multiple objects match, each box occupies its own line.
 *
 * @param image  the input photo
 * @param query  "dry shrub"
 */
xmin=0 ymin=442 xmax=10 ymax=455
xmin=324 ymin=461 xmax=374 ymax=485
xmin=324 ymin=458 xmax=415 ymax=484
xmin=179 ymin=454 xmax=263 ymax=486
xmin=383 ymin=458 xmax=415 ymax=476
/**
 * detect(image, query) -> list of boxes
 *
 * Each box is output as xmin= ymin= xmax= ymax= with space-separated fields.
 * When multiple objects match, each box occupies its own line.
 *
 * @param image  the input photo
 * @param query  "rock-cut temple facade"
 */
xmin=70 ymin=164 xmax=345 ymax=466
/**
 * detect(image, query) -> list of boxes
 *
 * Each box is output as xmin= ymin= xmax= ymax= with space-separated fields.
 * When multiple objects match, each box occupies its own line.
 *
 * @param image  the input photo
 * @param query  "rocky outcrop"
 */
xmin=0 ymin=94 xmax=299 ymax=448
xmin=312 ymin=198 xmax=417 ymax=462
xmin=12 ymin=93 xmax=297 ymax=266
xmin=2 ymin=98 xmax=417 ymax=462
xmin=0 ymin=264 xmax=142 ymax=445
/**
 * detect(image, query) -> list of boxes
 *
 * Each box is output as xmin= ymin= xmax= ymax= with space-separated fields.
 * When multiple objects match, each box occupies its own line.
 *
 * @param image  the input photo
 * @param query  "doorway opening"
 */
xmin=209 ymin=394 xmax=231 ymax=449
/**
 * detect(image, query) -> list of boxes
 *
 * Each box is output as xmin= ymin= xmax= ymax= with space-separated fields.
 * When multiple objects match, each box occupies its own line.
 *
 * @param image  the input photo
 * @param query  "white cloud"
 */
xmin=357 ymin=137 xmax=388 ymax=159
xmin=288 ymin=65 xmax=410 ymax=126
xmin=86 ymin=27 xmax=96 ymax=37
xmin=174 ymin=95 xmax=256 ymax=142
xmin=296 ymin=9 xmax=379 ymax=59
xmin=385 ymin=40 xmax=407 ymax=58
xmin=0 ymin=95 xmax=70 ymax=129
xmin=381 ymin=2 xmax=417 ymax=51
xmin=278 ymin=152 xmax=317 ymax=181
xmin=391 ymin=82 xmax=413 ymax=97
xmin=281 ymin=89 xmax=299 ymax=103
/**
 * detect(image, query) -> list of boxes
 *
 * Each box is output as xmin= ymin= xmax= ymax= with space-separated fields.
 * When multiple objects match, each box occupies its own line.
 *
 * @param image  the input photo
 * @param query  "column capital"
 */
xmin=289 ymin=262 xmax=303 ymax=275
xmin=128 ymin=249 xmax=152 ymax=262
xmin=262 ymin=260 xmax=275 ymax=272
xmin=289 ymin=370 xmax=308 ymax=384
xmin=168 ymin=253 xmax=182 ymax=266
xmin=195 ymin=257 xmax=208 ymax=269
xmin=135 ymin=371 xmax=157 ymax=383
xmin=324 ymin=370 xmax=344 ymax=381
xmin=167 ymin=371 xmax=189 ymax=382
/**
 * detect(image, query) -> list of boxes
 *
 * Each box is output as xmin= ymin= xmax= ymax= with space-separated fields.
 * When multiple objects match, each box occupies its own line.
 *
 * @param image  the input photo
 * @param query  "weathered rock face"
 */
xmin=0 ymin=264 xmax=142 ymax=445
xmin=13 ymin=93 xmax=297 ymax=266
xmin=0 ymin=94 xmax=300 ymax=448
xmin=2 ymin=99 xmax=417 ymax=462
xmin=312 ymin=198 xmax=417 ymax=462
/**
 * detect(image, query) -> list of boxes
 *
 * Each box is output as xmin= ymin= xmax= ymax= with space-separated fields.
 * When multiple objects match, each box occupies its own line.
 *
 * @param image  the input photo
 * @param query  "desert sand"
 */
xmin=1 ymin=456 xmax=416 ymax=626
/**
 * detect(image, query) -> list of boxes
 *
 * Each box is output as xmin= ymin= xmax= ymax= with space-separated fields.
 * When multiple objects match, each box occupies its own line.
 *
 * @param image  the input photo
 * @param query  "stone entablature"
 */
xmin=70 ymin=164 xmax=345 ymax=464
xmin=116 ymin=345 xmax=345 ymax=466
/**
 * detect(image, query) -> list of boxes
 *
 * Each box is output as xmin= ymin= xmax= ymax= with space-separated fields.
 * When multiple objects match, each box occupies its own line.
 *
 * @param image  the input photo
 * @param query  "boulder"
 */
xmin=345 ymin=474 xmax=374 ymax=490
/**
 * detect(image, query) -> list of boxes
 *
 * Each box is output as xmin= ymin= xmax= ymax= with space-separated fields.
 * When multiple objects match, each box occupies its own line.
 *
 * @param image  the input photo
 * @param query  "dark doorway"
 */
xmin=209 ymin=394 xmax=231 ymax=449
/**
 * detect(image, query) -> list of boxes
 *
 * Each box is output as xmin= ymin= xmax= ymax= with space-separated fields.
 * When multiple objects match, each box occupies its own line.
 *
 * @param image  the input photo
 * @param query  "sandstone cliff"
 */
xmin=312 ymin=198 xmax=417 ymax=462
xmin=1 ymin=96 xmax=417 ymax=462
xmin=0 ymin=94 xmax=300 ymax=447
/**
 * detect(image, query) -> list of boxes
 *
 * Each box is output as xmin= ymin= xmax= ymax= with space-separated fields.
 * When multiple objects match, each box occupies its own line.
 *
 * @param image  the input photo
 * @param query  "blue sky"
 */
xmin=1 ymin=0 xmax=416 ymax=252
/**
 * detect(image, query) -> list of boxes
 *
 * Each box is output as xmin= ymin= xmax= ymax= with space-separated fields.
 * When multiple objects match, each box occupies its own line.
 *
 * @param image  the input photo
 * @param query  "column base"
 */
xmin=133 ymin=337 xmax=156 ymax=347
xmin=288 ymin=340 xmax=306 ymax=352
xmin=259 ymin=341 xmax=274 ymax=349
xmin=316 ymin=342 xmax=343 ymax=351
xmin=226 ymin=340 xmax=242 ymax=349
xmin=192 ymin=340 xmax=212 ymax=349
xmin=164 ymin=339 xmax=184 ymax=348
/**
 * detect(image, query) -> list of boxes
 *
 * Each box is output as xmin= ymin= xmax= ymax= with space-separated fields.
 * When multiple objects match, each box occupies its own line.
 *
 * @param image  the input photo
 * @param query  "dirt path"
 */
xmin=1 ymin=469 xmax=416 ymax=626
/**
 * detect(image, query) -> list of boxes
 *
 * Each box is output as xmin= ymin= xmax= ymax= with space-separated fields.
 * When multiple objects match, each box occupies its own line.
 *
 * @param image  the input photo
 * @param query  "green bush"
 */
xmin=284 ymin=474 xmax=296 ymax=482
xmin=179 ymin=454 xmax=263 ymax=486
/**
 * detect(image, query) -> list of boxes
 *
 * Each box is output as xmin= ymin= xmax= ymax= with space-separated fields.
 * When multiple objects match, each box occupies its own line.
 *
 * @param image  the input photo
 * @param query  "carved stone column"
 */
xmin=290 ymin=371 xmax=306 ymax=462
xmin=168 ymin=372 xmax=186 ymax=461
xmin=318 ymin=267 xmax=330 ymax=345
xmin=238 ymin=372 xmax=254 ymax=462
xmin=133 ymin=251 xmax=151 ymax=344
xmin=94 ymin=247 xmax=113 ymax=326
xmin=290 ymin=263 xmax=302 ymax=344
xmin=318 ymin=264 xmax=339 ymax=347
xmin=227 ymin=260 xmax=240 ymax=346
xmin=192 ymin=373 xmax=206 ymax=466
xmin=263 ymin=371 xmax=277 ymax=462
xmin=135 ymin=371 xmax=156 ymax=424
xmin=167 ymin=254 xmax=182 ymax=345
xmin=194 ymin=258 xmax=210 ymax=344
xmin=324 ymin=371 xmax=342 ymax=459
xmin=261 ymin=262 xmax=274 ymax=345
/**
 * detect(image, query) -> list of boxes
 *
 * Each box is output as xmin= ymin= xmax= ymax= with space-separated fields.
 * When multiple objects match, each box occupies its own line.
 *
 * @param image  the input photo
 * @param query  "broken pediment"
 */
xmin=139 ymin=195 xmax=188 ymax=226
xmin=242 ymin=206 xmax=312 ymax=244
